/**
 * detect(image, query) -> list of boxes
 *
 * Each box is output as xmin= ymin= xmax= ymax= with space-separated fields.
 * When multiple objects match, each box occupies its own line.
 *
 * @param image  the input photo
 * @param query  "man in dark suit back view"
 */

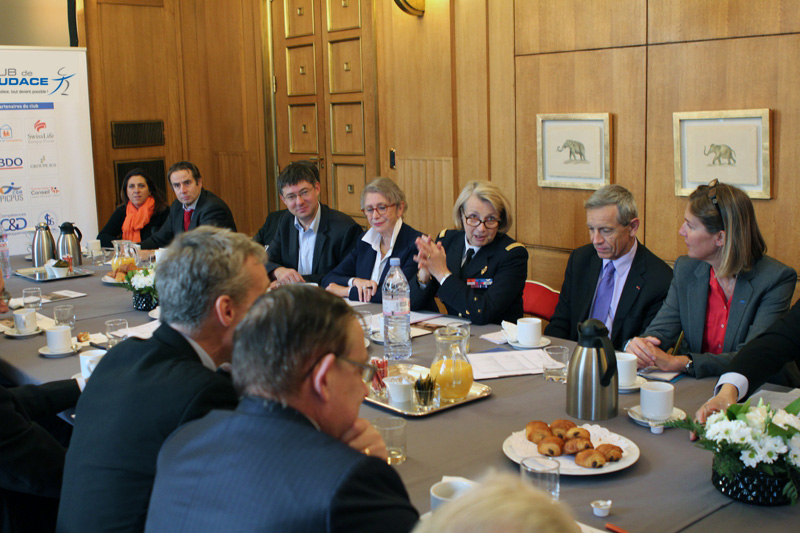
xmin=139 ymin=161 xmax=237 ymax=250
xmin=57 ymin=227 xmax=270 ymax=532
xmin=262 ymin=161 xmax=362 ymax=285
xmin=545 ymin=184 xmax=673 ymax=349
xmin=145 ymin=286 xmax=419 ymax=532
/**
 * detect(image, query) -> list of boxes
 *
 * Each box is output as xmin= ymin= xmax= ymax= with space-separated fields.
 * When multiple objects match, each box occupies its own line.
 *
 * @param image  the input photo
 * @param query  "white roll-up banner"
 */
xmin=0 ymin=46 xmax=97 ymax=256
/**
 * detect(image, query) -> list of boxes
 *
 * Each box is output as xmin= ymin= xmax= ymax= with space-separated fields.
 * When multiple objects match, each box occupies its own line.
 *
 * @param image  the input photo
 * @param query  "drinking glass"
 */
xmin=22 ymin=287 xmax=42 ymax=310
xmin=54 ymin=305 xmax=76 ymax=329
xmin=105 ymin=318 xmax=129 ymax=347
xmin=520 ymin=456 xmax=560 ymax=500
xmin=372 ymin=416 xmax=407 ymax=465
xmin=357 ymin=310 xmax=373 ymax=336
xmin=543 ymin=346 xmax=571 ymax=383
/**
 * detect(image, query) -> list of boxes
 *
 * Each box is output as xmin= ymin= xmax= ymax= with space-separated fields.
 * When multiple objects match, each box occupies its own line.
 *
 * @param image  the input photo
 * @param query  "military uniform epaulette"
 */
xmin=505 ymin=242 xmax=525 ymax=252
xmin=438 ymin=228 xmax=448 ymax=239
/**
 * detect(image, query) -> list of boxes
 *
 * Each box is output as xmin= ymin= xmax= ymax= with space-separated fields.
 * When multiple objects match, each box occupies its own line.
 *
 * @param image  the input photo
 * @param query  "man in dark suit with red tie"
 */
xmin=545 ymin=185 xmax=673 ymax=349
xmin=139 ymin=161 xmax=236 ymax=250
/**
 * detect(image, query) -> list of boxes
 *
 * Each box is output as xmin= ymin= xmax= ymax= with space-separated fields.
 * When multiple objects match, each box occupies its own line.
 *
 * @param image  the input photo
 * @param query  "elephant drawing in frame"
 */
xmin=557 ymin=139 xmax=586 ymax=162
xmin=704 ymin=144 xmax=737 ymax=165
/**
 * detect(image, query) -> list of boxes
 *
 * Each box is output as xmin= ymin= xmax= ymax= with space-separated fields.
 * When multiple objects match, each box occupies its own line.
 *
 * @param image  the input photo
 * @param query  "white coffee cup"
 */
xmin=517 ymin=317 xmax=542 ymax=347
xmin=79 ymin=349 xmax=106 ymax=379
xmin=616 ymin=352 xmax=638 ymax=387
xmin=45 ymin=325 xmax=72 ymax=353
xmin=154 ymin=248 xmax=168 ymax=263
xmin=88 ymin=239 xmax=102 ymax=252
xmin=430 ymin=479 xmax=477 ymax=511
xmin=640 ymin=382 xmax=674 ymax=421
xmin=13 ymin=308 xmax=37 ymax=333
xmin=384 ymin=375 xmax=413 ymax=403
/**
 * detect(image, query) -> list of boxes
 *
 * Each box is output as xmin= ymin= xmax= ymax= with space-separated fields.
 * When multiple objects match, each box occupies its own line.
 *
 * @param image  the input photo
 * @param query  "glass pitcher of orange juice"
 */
xmin=111 ymin=240 xmax=139 ymax=272
xmin=430 ymin=325 xmax=473 ymax=402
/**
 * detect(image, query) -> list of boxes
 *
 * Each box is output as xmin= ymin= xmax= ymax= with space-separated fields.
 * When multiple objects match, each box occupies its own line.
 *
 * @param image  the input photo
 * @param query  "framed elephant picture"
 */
xmin=536 ymin=113 xmax=611 ymax=190
xmin=673 ymin=109 xmax=771 ymax=199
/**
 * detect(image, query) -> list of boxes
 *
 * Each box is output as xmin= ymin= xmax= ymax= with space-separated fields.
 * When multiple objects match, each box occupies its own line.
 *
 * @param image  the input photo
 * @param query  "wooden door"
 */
xmin=272 ymin=0 xmax=376 ymax=225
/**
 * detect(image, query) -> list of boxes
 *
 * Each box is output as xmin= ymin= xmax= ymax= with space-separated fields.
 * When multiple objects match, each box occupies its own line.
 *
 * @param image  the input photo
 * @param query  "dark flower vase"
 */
xmin=711 ymin=459 xmax=791 ymax=506
xmin=132 ymin=292 xmax=157 ymax=312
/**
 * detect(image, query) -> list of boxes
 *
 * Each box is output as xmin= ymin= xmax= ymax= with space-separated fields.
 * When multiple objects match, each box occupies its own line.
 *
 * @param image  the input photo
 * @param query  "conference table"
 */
xmin=1 ymin=255 xmax=798 ymax=532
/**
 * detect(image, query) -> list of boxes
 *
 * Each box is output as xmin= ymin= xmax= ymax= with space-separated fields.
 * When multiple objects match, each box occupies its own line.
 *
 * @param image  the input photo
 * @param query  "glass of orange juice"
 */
xmin=430 ymin=325 xmax=473 ymax=402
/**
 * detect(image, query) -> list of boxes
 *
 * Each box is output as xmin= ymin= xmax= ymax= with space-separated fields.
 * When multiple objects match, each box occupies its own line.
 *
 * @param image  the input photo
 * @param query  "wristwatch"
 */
xmin=684 ymin=356 xmax=695 ymax=376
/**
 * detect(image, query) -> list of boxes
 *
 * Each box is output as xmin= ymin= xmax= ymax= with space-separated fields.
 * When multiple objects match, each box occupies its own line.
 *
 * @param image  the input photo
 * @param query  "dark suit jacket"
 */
xmin=1 ymin=380 xmax=79 ymax=532
xmin=253 ymin=209 xmax=288 ymax=246
xmin=730 ymin=299 xmax=800 ymax=395
xmin=139 ymin=189 xmax=237 ymax=249
xmin=322 ymin=222 xmax=427 ymax=308
xmin=97 ymin=203 xmax=170 ymax=248
xmin=145 ymin=397 xmax=419 ymax=532
xmin=545 ymin=242 xmax=673 ymax=349
xmin=57 ymin=324 xmax=238 ymax=533
xmin=415 ymin=229 xmax=528 ymax=325
xmin=642 ymin=255 xmax=796 ymax=378
xmin=265 ymin=204 xmax=362 ymax=284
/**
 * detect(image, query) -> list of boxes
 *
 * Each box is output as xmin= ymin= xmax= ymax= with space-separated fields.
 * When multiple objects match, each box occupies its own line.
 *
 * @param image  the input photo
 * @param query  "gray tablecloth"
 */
xmin=2 ymin=257 xmax=798 ymax=531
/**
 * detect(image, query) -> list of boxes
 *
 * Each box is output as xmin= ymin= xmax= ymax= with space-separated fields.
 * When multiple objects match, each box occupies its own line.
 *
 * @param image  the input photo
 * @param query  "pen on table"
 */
xmin=605 ymin=523 xmax=631 ymax=533
xmin=89 ymin=342 xmax=108 ymax=351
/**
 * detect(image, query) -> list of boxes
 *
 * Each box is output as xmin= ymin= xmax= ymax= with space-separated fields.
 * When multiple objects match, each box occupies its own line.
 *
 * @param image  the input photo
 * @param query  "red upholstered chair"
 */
xmin=522 ymin=281 xmax=560 ymax=322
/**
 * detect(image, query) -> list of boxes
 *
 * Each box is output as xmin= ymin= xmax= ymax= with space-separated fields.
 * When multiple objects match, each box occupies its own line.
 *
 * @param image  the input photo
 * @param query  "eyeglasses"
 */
xmin=706 ymin=179 xmax=725 ymax=225
xmin=304 ymin=353 xmax=377 ymax=384
xmin=462 ymin=210 xmax=500 ymax=229
xmin=362 ymin=204 xmax=395 ymax=217
xmin=282 ymin=188 xmax=314 ymax=203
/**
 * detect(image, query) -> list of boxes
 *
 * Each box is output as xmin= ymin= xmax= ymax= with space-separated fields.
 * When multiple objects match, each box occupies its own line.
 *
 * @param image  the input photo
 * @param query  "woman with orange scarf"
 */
xmin=97 ymin=169 xmax=169 ymax=247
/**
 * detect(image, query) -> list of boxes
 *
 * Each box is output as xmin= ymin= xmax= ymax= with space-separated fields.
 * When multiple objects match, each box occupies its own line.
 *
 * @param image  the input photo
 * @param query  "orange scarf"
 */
xmin=122 ymin=196 xmax=155 ymax=243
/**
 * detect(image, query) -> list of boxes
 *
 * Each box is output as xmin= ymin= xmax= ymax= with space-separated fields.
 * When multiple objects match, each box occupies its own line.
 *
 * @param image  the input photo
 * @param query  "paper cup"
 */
xmin=517 ymin=317 xmax=542 ymax=347
xmin=616 ymin=352 xmax=638 ymax=387
xmin=640 ymin=382 xmax=674 ymax=421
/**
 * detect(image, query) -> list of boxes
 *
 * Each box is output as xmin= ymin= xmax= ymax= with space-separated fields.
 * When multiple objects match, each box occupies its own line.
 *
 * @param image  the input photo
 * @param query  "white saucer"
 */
xmin=627 ymin=405 xmax=686 ymax=427
xmin=619 ymin=375 xmax=648 ymax=393
xmin=363 ymin=337 xmax=370 ymax=348
xmin=508 ymin=337 xmax=551 ymax=350
xmin=148 ymin=307 xmax=160 ymax=320
xmin=71 ymin=372 xmax=82 ymax=380
xmin=4 ymin=327 xmax=43 ymax=338
xmin=101 ymin=275 xmax=124 ymax=285
xmin=369 ymin=332 xmax=384 ymax=345
xmin=24 ymin=254 xmax=32 ymax=261
xmin=38 ymin=344 xmax=79 ymax=358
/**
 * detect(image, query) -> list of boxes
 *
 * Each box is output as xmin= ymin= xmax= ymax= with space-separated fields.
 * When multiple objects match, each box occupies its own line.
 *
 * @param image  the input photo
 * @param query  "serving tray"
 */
xmin=364 ymin=363 xmax=492 ymax=417
xmin=14 ymin=267 xmax=94 ymax=282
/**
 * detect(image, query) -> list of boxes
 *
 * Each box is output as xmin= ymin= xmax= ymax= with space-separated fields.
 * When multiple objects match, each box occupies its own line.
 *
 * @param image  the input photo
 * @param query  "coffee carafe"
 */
xmin=57 ymin=222 xmax=83 ymax=266
xmin=566 ymin=319 xmax=618 ymax=420
xmin=32 ymin=222 xmax=56 ymax=267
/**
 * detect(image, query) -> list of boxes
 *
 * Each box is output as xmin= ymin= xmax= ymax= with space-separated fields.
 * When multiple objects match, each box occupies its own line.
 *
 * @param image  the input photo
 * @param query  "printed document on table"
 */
xmin=467 ymin=349 xmax=555 ymax=379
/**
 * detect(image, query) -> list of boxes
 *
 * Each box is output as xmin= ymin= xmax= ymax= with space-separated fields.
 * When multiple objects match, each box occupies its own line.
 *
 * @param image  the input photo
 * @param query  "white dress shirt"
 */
xmin=349 ymin=218 xmax=403 ymax=287
xmin=294 ymin=203 xmax=321 ymax=276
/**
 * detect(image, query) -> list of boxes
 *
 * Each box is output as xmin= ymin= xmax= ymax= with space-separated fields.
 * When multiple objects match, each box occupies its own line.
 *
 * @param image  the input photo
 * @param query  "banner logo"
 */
xmin=0 ymin=216 xmax=28 ymax=232
xmin=49 ymin=67 xmax=75 ymax=96
xmin=0 ymin=157 xmax=24 ymax=170
xmin=0 ymin=124 xmax=12 ymax=140
xmin=0 ymin=182 xmax=23 ymax=203
xmin=34 ymin=120 xmax=46 ymax=132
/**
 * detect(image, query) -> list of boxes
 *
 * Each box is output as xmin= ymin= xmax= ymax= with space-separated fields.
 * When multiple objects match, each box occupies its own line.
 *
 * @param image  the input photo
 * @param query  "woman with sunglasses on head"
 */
xmin=97 ymin=168 xmax=170 ymax=248
xmin=413 ymin=181 xmax=528 ymax=325
xmin=323 ymin=177 xmax=427 ymax=307
xmin=627 ymin=180 xmax=797 ymax=380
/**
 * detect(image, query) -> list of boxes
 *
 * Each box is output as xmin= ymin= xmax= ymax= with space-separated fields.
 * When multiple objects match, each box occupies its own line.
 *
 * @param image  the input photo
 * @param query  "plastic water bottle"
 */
xmin=383 ymin=258 xmax=411 ymax=360
xmin=0 ymin=234 xmax=11 ymax=279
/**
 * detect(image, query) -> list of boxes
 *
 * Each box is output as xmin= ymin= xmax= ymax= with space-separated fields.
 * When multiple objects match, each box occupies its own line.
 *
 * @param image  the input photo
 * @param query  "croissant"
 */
xmin=549 ymin=419 xmax=577 ymax=438
xmin=563 ymin=437 xmax=593 ymax=455
xmin=526 ymin=421 xmax=553 ymax=444
xmin=537 ymin=436 xmax=564 ymax=457
xmin=565 ymin=427 xmax=591 ymax=441
xmin=596 ymin=444 xmax=623 ymax=462
xmin=575 ymin=449 xmax=606 ymax=468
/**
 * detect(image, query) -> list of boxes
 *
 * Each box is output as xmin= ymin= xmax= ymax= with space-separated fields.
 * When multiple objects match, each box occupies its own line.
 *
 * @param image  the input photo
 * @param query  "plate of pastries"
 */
xmin=503 ymin=418 xmax=640 ymax=476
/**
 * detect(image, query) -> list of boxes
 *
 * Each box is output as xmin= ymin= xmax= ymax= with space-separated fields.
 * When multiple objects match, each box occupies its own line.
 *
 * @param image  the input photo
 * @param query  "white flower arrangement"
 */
xmin=671 ymin=397 xmax=800 ymax=504
xmin=121 ymin=268 xmax=157 ymax=297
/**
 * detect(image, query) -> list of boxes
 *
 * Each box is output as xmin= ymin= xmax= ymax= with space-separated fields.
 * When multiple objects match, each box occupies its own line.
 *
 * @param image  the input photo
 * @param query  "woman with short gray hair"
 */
xmin=322 ymin=178 xmax=427 ymax=307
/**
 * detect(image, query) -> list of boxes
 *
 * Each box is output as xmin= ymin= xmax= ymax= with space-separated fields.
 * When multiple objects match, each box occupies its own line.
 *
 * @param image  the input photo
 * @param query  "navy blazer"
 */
xmin=415 ymin=229 xmax=528 ymax=325
xmin=146 ymin=397 xmax=419 ymax=532
xmin=545 ymin=241 xmax=673 ymax=349
xmin=140 ymin=189 xmax=237 ymax=249
xmin=97 ymin=203 xmax=170 ymax=248
xmin=57 ymin=324 xmax=238 ymax=533
xmin=642 ymin=255 xmax=796 ymax=378
xmin=322 ymin=222 xmax=426 ymax=308
xmin=265 ymin=204 xmax=362 ymax=284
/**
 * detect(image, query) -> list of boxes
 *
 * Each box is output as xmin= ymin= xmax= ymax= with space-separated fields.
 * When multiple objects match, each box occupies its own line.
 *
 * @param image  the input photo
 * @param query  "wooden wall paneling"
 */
xmin=648 ymin=0 xmax=800 ymax=45
xmin=454 ymin=0 xmax=489 ymax=193
xmin=646 ymin=35 xmax=800 ymax=271
xmin=375 ymin=0 xmax=454 ymax=172
xmin=487 ymin=0 xmax=517 ymax=238
xmin=178 ymin=0 xmax=268 ymax=235
xmin=515 ymin=0 xmax=646 ymax=55
xmin=86 ymin=0 xmax=183 ymax=226
xmin=515 ymin=47 xmax=647 ymax=251
xmin=396 ymin=156 xmax=454 ymax=238
xmin=527 ymin=246 xmax=571 ymax=291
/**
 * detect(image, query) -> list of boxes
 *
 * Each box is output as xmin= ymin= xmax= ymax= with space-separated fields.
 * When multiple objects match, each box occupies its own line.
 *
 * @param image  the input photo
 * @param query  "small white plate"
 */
xmin=508 ymin=337 xmax=551 ymax=350
xmin=370 ymin=332 xmax=384 ymax=345
xmin=38 ymin=344 xmax=79 ymax=358
xmin=24 ymin=254 xmax=32 ymax=261
xmin=4 ymin=327 xmax=43 ymax=338
xmin=619 ymin=375 xmax=648 ymax=394
xmin=627 ymin=405 xmax=687 ymax=427
xmin=101 ymin=275 xmax=123 ymax=285
xmin=148 ymin=307 xmax=160 ymax=320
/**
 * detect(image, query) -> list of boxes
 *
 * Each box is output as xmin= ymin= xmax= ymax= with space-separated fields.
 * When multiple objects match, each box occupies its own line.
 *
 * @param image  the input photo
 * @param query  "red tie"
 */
xmin=183 ymin=208 xmax=194 ymax=231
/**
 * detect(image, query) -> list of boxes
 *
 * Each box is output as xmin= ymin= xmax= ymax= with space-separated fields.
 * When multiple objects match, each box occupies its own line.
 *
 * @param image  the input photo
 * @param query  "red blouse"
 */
xmin=702 ymin=267 xmax=732 ymax=355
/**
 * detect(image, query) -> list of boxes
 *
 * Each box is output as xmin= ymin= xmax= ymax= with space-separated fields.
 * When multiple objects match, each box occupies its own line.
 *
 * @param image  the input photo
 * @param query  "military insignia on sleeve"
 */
xmin=505 ymin=242 xmax=525 ymax=251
